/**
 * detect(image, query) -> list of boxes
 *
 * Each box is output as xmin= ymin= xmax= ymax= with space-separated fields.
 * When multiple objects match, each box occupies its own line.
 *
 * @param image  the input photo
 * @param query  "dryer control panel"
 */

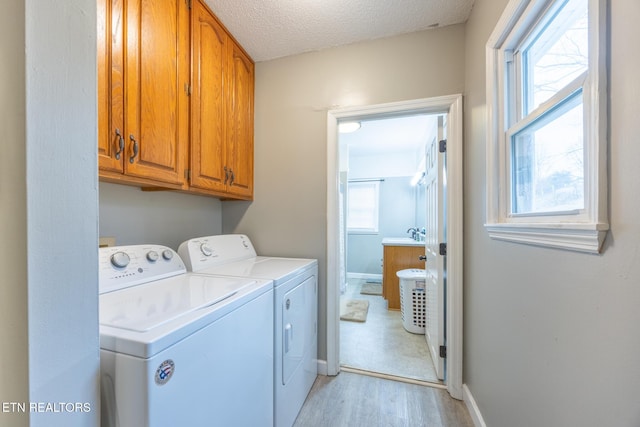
xmin=99 ymin=245 xmax=186 ymax=294
xmin=178 ymin=234 xmax=257 ymax=272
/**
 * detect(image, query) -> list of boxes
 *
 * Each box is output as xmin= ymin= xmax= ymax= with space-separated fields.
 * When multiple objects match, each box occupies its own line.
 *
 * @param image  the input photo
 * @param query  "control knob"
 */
xmin=200 ymin=243 xmax=213 ymax=257
xmin=162 ymin=249 xmax=174 ymax=260
xmin=110 ymin=251 xmax=130 ymax=269
xmin=146 ymin=251 xmax=159 ymax=262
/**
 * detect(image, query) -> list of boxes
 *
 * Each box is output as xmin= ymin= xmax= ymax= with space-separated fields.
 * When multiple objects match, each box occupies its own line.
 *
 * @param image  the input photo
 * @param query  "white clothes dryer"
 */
xmin=99 ymin=244 xmax=274 ymax=427
xmin=178 ymin=234 xmax=318 ymax=427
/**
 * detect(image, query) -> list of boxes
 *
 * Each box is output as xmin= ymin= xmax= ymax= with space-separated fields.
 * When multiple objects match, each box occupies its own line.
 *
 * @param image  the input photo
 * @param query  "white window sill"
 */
xmin=484 ymin=222 xmax=608 ymax=254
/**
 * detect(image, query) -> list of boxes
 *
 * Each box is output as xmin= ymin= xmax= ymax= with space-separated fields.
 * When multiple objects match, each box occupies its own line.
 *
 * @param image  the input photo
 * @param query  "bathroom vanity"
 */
xmin=381 ymin=238 xmax=425 ymax=310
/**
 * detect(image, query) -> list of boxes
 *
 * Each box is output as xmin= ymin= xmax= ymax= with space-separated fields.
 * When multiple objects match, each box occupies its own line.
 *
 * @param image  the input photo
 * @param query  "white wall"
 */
xmin=347 ymin=176 xmax=416 ymax=275
xmin=349 ymin=151 xmax=419 ymax=179
xmin=24 ymin=0 xmax=100 ymax=426
xmin=0 ymin=2 xmax=29 ymax=426
xmin=464 ymin=1 xmax=640 ymax=426
xmin=99 ymin=183 xmax=222 ymax=249
xmin=222 ymin=26 xmax=466 ymax=360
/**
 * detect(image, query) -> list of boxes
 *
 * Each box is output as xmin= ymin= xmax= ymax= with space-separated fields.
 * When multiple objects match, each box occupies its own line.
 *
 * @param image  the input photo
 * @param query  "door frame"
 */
xmin=325 ymin=95 xmax=464 ymax=399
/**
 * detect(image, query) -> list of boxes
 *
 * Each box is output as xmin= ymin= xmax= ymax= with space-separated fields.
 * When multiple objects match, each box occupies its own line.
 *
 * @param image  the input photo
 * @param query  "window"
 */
xmin=485 ymin=0 xmax=608 ymax=253
xmin=347 ymin=181 xmax=380 ymax=233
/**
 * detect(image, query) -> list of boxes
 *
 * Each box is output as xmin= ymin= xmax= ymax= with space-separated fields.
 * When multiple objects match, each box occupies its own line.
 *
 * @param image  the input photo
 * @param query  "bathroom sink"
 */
xmin=381 ymin=237 xmax=424 ymax=246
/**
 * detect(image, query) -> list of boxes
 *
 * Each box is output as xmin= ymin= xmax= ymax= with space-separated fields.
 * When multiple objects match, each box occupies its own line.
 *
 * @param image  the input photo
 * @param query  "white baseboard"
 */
xmin=463 ymin=384 xmax=487 ymax=427
xmin=317 ymin=359 xmax=328 ymax=376
xmin=346 ymin=272 xmax=382 ymax=281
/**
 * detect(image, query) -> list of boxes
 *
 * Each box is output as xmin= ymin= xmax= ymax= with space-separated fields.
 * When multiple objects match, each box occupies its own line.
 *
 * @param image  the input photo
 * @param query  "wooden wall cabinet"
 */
xmin=98 ymin=0 xmax=255 ymax=200
xmin=223 ymin=42 xmax=254 ymax=199
xmin=98 ymin=0 xmax=189 ymax=189
xmin=189 ymin=0 xmax=254 ymax=200
xmin=382 ymin=245 xmax=425 ymax=310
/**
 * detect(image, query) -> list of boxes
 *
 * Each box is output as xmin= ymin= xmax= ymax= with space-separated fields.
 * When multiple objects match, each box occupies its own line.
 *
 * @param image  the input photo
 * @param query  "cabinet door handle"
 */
xmin=114 ymin=128 xmax=124 ymax=160
xmin=229 ymin=169 xmax=235 ymax=185
xmin=419 ymin=255 xmax=427 ymax=261
xmin=129 ymin=134 xmax=138 ymax=164
xmin=224 ymin=166 xmax=229 ymax=184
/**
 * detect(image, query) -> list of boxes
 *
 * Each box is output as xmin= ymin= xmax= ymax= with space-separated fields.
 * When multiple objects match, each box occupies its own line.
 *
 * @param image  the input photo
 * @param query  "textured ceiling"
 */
xmin=203 ymin=0 xmax=476 ymax=62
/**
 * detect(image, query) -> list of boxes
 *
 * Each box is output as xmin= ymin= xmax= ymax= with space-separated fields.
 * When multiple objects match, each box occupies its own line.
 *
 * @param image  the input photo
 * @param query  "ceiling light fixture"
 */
xmin=338 ymin=121 xmax=361 ymax=133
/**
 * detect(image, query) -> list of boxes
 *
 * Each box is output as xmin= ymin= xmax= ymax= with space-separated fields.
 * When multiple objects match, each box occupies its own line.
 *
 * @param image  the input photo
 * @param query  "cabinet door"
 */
xmin=226 ymin=42 xmax=254 ymax=199
xmin=189 ymin=0 xmax=228 ymax=192
xmin=97 ymin=0 xmax=125 ymax=174
xmin=124 ymin=0 xmax=188 ymax=186
xmin=383 ymin=246 xmax=425 ymax=310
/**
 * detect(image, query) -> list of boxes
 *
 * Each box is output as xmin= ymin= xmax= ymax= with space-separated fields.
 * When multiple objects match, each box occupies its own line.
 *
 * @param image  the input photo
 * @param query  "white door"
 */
xmin=282 ymin=277 xmax=315 ymax=384
xmin=423 ymin=115 xmax=446 ymax=380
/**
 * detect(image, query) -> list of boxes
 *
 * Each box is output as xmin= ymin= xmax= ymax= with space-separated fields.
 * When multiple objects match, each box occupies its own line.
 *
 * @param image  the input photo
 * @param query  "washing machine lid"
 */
xmin=195 ymin=256 xmax=317 ymax=285
xmin=99 ymin=273 xmax=272 ymax=358
xmin=100 ymin=274 xmax=249 ymax=332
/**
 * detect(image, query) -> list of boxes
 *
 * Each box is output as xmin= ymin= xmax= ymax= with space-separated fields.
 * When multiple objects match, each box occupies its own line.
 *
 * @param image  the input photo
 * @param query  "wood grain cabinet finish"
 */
xmin=382 ymin=245 xmax=425 ymax=311
xmin=224 ymin=42 xmax=254 ymax=199
xmin=98 ymin=0 xmax=189 ymax=189
xmin=98 ymin=0 xmax=255 ymax=200
xmin=189 ymin=0 xmax=254 ymax=200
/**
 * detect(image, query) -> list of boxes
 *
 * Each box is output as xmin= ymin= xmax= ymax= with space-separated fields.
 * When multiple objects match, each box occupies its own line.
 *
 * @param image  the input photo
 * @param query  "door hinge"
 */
xmin=184 ymin=169 xmax=191 ymax=180
xmin=439 ymin=243 xmax=447 ymax=256
xmin=184 ymin=83 xmax=191 ymax=96
xmin=439 ymin=139 xmax=447 ymax=153
xmin=439 ymin=345 xmax=447 ymax=358
xmin=186 ymin=0 xmax=192 ymax=9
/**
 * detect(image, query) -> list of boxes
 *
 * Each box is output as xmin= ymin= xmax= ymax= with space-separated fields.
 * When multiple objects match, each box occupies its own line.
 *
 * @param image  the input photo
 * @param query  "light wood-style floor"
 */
xmin=340 ymin=278 xmax=440 ymax=383
xmin=293 ymin=371 xmax=474 ymax=427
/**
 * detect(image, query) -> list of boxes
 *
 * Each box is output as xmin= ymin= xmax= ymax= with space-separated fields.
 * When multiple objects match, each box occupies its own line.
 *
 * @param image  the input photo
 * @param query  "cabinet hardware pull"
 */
xmin=129 ymin=134 xmax=138 ymax=164
xmin=229 ymin=169 xmax=235 ymax=185
xmin=114 ymin=128 xmax=124 ymax=160
xmin=224 ymin=166 xmax=229 ymax=184
xmin=418 ymin=255 xmax=427 ymax=261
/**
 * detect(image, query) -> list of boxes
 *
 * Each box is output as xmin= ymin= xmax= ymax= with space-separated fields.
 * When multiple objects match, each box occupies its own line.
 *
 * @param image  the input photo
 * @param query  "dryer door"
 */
xmin=282 ymin=276 xmax=315 ymax=385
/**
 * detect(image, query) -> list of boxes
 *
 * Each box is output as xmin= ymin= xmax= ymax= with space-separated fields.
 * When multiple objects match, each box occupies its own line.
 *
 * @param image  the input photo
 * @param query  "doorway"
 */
xmin=338 ymin=113 xmax=442 ymax=384
xmin=326 ymin=95 xmax=464 ymax=399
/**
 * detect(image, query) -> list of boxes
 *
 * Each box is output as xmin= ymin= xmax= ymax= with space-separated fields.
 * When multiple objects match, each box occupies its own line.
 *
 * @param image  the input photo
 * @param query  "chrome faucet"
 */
xmin=407 ymin=227 xmax=418 ymax=240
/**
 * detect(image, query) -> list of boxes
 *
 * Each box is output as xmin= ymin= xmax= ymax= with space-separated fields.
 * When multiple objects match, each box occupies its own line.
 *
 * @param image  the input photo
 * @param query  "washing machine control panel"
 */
xmin=178 ymin=234 xmax=257 ymax=272
xmin=99 ymin=245 xmax=186 ymax=294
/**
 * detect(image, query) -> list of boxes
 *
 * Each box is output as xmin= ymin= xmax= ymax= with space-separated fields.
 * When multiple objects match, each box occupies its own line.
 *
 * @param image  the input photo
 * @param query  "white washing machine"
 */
xmin=178 ymin=234 xmax=318 ymax=427
xmin=99 ymin=244 xmax=274 ymax=427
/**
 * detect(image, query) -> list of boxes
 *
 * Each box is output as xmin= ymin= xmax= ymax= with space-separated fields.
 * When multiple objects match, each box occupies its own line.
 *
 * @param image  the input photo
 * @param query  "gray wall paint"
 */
xmin=24 ymin=0 xmax=100 ymax=425
xmin=347 ymin=177 xmax=417 ymax=275
xmin=222 ymin=26 xmax=466 ymax=360
xmin=99 ymin=183 xmax=222 ymax=250
xmin=464 ymin=1 xmax=640 ymax=426
xmin=0 ymin=2 xmax=29 ymax=425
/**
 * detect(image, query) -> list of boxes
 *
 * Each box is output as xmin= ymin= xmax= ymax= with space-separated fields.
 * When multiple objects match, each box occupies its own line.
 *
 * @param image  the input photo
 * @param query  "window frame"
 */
xmin=485 ymin=0 xmax=608 ymax=253
xmin=346 ymin=180 xmax=381 ymax=234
